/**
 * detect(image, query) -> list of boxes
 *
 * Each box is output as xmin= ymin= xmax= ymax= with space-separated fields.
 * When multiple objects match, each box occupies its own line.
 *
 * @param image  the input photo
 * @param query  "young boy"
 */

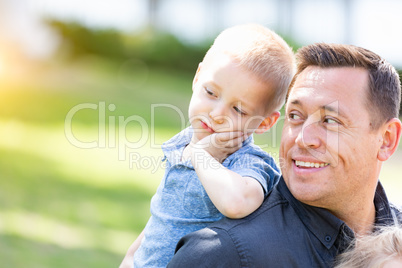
xmin=120 ymin=24 xmax=295 ymax=268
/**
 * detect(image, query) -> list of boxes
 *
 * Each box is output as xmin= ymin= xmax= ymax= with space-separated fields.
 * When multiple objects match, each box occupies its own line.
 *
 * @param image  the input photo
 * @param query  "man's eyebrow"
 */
xmin=321 ymin=103 xmax=348 ymax=120
xmin=290 ymin=99 xmax=301 ymax=106
xmin=290 ymin=99 xmax=348 ymax=119
xmin=322 ymin=104 xmax=337 ymax=113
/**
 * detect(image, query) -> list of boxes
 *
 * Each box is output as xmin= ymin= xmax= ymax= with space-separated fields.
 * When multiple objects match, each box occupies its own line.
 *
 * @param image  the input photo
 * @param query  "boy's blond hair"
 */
xmin=335 ymin=226 xmax=402 ymax=268
xmin=203 ymin=24 xmax=296 ymax=113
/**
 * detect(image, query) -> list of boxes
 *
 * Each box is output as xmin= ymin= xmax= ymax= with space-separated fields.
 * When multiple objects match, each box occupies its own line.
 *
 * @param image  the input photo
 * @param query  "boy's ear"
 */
xmin=377 ymin=118 xmax=402 ymax=161
xmin=254 ymin=111 xmax=281 ymax=134
xmin=192 ymin=62 xmax=203 ymax=89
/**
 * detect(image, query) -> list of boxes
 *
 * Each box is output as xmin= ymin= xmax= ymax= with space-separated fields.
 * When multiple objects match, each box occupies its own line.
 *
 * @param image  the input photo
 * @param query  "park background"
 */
xmin=1 ymin=0 xmax=402 ymax=267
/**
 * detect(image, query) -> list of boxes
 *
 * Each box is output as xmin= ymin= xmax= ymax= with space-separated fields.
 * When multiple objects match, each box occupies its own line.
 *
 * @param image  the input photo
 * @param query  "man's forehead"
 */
xmin=295 ymin=65 xmax=369 ymax=86
xmin=289 ymin=66 xmax=369 ymax=99
xmin=286 ymin=66 xmax=370 ymax=118
xmin=299 ymin=66 xmax=325 ymax=84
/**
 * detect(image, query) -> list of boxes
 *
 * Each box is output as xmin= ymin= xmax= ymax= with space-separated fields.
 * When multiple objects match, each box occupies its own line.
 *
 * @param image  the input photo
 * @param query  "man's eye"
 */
xmin=234 ymin=106 xmax=246 ymax=116
xmin=324 ymin=117 xmax=339 ymax=124
xmin=289 ymin=113 xmax=301 ymax=120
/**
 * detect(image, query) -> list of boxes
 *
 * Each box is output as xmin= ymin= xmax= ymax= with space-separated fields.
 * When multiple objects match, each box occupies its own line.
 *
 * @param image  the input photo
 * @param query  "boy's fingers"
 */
xmin=213 ymin=135 xmax=245 ymax=148
xmin=223 ymin=137 xmax=244 ymax=149
xmin=214 ymin=131 xmax=244 ymax=142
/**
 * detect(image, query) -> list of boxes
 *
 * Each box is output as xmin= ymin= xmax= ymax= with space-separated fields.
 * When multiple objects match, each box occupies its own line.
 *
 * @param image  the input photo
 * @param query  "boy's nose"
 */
xmin=209 ymin=106 xmax=226 ymax=124
xmin=209 ymin=111 xmax=225 ymax=124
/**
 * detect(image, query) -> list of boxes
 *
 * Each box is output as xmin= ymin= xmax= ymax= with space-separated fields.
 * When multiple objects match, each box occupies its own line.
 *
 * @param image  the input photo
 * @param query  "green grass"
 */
xmin=0 ymin=59 xmax=191 ymax=267
xmin=1 ymin=58 xmax=401 ymax=267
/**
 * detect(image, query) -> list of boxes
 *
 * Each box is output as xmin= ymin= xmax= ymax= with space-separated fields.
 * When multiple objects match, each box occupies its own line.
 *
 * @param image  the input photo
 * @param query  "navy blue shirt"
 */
xmin=168 ymin=178 xmax=402 ymax=268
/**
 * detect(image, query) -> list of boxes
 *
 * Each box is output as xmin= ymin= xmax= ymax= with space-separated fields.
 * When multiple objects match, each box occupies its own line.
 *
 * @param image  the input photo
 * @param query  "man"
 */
xmin=167 ymin=43 xmax=402 ymax=267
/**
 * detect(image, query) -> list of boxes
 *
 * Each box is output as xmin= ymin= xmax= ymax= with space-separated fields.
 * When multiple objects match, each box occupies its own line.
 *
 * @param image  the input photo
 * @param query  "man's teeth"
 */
xmin=295 ymin=160 xmax=329 ymax=168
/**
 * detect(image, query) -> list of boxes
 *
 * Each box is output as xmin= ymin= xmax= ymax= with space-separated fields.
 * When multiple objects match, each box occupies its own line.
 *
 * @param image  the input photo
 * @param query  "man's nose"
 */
xmin=295 ymin=119 xmax=322 ymax=149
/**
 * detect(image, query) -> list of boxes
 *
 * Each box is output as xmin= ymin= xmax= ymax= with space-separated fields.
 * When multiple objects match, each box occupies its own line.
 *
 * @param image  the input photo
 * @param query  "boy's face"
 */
xmin=188 ymin=53 xmax=276 ymax=143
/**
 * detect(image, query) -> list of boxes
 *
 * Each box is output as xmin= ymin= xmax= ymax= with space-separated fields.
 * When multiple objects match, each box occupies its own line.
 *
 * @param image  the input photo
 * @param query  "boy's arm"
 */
xmin=186 ymin=132 xmax=264 ymax=219
xmin=119 ymin=230 xmax=145 ymax=268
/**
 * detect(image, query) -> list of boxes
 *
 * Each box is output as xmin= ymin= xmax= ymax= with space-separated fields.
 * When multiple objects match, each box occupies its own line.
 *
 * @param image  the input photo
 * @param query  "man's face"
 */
xmin=280 ymin=66 xmax=384 ymax=211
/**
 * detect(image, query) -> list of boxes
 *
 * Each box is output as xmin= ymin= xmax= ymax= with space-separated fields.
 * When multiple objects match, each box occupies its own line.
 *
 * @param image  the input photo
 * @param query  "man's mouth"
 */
xmin=295 ymin=160 xmax=329 ymax=168
xmin=201 ymin=121 xmax=215 ymax=133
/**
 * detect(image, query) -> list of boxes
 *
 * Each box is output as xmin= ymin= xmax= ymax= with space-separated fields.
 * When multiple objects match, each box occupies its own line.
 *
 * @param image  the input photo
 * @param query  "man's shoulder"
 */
xmin=210 ymin=188 xmax=288 ymax=234
xmin=169 ymin=181 xmax=338 ymax=267
xmin=169 ymin=192 xmax=290 ymax=267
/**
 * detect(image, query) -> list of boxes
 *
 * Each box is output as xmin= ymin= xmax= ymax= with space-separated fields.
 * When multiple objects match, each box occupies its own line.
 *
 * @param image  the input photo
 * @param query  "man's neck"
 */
xmin=335 ymin=202 xmax=376 ymax=236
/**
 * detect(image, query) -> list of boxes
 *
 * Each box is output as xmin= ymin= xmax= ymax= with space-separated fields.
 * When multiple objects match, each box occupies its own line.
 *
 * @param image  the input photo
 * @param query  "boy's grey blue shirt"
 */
xmin=133 ymin=127 xmax=281 ymax=268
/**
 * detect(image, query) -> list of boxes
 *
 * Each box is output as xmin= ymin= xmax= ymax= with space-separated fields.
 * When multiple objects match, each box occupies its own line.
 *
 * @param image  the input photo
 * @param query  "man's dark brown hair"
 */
xmin=288 ymin=43 xmax=401 ymax=129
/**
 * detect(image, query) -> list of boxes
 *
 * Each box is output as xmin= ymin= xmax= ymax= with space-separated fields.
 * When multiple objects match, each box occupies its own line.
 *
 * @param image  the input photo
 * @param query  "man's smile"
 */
xmin=293 ymin=159 xmax=330 ymax=169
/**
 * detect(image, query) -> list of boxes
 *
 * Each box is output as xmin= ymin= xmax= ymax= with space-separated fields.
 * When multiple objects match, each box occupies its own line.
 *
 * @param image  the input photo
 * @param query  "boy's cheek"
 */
xmin=240 ymin=122 xmax=258 ymax=134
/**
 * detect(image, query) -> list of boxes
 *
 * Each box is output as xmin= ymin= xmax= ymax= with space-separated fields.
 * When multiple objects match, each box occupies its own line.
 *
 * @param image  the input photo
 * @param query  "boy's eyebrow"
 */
xmin=205 ymin=81 xmax=222 ymax=90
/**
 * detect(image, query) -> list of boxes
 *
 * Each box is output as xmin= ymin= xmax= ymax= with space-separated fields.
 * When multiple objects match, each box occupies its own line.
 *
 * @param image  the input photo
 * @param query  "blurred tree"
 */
xmin=147 ymin=0 xmax=160 ymax=29
xmin=44 ymin=19 xmax=209 ymax=73
xmin=45 ymin=19 xmax=127 ymax=60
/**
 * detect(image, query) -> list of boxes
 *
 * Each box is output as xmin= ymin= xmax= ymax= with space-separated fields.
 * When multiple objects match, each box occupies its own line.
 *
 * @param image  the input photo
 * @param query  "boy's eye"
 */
xmin=234 ymin=106 xmax=246 ymax=116
xmin=204 ymin=87 xmax=215 ymax=96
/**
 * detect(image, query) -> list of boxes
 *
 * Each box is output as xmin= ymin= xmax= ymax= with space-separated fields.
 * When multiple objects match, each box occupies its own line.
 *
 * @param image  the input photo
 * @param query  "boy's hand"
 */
xmin=192 ymin=131 xmax=248 ymax=163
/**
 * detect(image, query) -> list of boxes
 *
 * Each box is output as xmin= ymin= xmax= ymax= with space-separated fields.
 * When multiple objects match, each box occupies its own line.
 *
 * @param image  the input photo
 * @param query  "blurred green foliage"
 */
xmin=45 ymin=19 xmax=212 ymax=73
xmin=44 ymin=19 xmax=304 ymax=75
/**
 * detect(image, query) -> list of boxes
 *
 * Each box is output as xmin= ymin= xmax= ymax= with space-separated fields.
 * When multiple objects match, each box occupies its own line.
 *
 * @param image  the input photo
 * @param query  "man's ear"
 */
xmin=254 ymin=111 xmax=281 ymax=134
xmin=192 ymin=62 xmax=203 ymax=90
xmin=377 ymin=118 xmax=402 ymax=161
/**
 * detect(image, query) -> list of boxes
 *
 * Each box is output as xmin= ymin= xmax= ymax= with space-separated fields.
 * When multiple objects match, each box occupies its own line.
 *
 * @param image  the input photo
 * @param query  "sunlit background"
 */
xmin=1 ymin=0 xmax=402 ymax=267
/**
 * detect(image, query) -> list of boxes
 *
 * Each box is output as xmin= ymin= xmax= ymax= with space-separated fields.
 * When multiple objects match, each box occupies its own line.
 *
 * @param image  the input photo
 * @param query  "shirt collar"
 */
xmin=161 ymin=127 xmax=193 ymax=166
xmin=277 ymin=178 xmax=395 ymax=250
xmin=277 ymin=178 xmax=343 ymax=250
xmin=373 ymin=181 xmax=396 ymax=226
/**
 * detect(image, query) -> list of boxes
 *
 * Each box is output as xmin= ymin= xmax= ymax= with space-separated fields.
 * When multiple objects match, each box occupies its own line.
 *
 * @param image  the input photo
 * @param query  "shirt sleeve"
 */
xmin=167 ymin=227 xmax=242 ymax=268
xmin=228 ymin=152 xmax=280 ymax=195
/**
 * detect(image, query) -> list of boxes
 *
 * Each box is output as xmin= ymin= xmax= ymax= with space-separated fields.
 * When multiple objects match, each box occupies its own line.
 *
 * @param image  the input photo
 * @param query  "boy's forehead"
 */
xmin=202 ymin=52 xmax=263 ymax=85
xmin=200 ymin=53 xmax=275 ymax=114
xmin=202 ymin=51 xmax=235 ymax=67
